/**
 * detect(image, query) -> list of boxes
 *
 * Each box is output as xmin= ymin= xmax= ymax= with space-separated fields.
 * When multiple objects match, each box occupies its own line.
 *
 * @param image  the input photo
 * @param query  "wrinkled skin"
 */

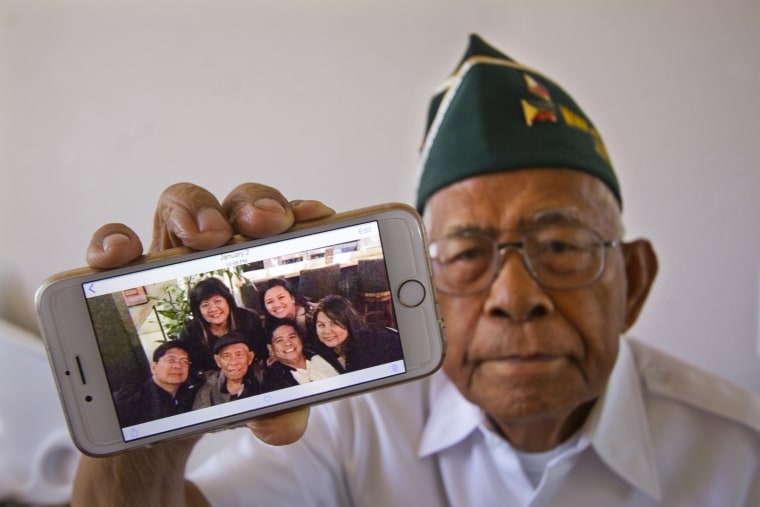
xmin=425 ymin=169 xmax=657 ymax=452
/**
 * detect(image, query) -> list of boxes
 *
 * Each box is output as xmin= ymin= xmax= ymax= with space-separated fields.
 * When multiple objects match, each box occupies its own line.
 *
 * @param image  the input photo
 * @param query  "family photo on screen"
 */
xmin=86 ymin=240 xmax=404 ymax=429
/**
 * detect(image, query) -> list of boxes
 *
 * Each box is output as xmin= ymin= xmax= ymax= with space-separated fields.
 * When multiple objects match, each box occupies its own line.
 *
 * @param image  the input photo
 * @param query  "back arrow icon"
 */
xmin=88 ymin=284 xmax=96 ymax=294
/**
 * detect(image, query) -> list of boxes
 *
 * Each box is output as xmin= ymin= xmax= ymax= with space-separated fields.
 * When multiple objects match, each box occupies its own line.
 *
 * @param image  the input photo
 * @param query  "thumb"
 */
xmin=244 ymin=407 xmax=310 ymax=446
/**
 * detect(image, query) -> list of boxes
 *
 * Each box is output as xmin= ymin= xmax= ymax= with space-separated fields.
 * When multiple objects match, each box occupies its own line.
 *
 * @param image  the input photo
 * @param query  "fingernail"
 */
xmin=102 ymin=233 xmax=131 ymax=251
xmin=253 ymin=198 xmax=286 ymax=214
xmin=196 ymin=207 xmax=228 ymax=231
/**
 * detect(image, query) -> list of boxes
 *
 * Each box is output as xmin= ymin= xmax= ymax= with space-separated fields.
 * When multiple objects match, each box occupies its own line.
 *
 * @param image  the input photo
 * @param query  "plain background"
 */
xmin=2 ymin=0 xmax=759 ymax=394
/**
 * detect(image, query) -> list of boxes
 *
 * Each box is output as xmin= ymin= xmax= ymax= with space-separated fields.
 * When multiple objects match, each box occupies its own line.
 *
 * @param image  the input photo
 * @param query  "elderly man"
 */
xmin=192 ymin=331 xmax=260 ymax=409
xmin=75 ymin=35 xmax=760 ymax=506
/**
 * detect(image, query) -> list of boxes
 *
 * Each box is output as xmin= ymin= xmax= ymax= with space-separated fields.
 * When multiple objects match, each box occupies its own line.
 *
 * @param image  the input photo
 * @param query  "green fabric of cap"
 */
xmin=415 ymin=34 xmax=621 ymax=212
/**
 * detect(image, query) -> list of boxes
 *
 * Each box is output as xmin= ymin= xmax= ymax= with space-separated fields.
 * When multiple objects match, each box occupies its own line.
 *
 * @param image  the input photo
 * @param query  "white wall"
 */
xmin=2 ymin=0 xmax=759 ymax=393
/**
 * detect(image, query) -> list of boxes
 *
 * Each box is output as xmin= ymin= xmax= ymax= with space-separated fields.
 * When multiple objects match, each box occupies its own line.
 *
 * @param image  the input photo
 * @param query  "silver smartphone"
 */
xmin=36 ymin=203 xmax=445 ymax=456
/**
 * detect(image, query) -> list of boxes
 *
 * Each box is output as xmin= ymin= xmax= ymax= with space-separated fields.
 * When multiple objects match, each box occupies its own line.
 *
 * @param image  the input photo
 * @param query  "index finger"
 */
xmin=149 ymin=182 xmax=233 ymax=253
xmin=86 ymin=223 xmax=144 ymax=269
xmin=222 ymin=183 xmax=335 ymax=239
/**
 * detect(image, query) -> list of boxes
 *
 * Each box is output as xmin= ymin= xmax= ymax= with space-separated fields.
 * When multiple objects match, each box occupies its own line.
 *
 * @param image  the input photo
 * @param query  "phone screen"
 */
xmin=82 ymin=220 xmax=406 ymax=442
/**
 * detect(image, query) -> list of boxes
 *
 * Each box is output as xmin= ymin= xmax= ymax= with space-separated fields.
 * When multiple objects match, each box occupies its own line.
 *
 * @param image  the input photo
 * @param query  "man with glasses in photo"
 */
xmin=75 ymin=34 xmax=760 ymax=506
xmin=113 ymin=341 xmax=198 ymax=428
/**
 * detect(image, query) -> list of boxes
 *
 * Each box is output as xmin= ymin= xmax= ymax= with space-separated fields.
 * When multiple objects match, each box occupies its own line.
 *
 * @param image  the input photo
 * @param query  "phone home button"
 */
xmin=398 ymin=279 xmax=426 ymax=307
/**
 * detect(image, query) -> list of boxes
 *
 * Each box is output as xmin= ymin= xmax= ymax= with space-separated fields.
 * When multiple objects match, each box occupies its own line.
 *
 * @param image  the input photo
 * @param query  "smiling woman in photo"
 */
xmin=313 ymin=295 xmax=403 ymax=373
xmin=259 ymin=278 xmax=315 ymax=340
xmin=179 ymin=277 xmax=267 ymax=382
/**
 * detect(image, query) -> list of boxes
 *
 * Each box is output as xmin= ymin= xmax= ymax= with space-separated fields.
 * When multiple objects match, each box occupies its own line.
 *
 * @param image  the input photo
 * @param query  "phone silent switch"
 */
xmin=398 ymin=280 xmax=426 ymax=307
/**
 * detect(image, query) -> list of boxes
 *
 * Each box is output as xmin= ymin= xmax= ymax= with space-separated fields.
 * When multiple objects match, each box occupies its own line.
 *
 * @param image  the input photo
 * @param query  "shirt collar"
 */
xmin=417 ymin=338 xmax=661 ymax=501
xmin=583 ymin=337 xmax=661 ymax=500
xmin=418 ymin=371 xmax=481 ymax=457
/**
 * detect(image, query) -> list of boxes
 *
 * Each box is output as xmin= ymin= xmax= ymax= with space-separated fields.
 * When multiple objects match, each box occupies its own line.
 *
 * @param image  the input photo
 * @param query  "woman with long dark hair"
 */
xmin=259 ymin=277 xmax=315 ymax=342
xmin=313 ymin=295 xmax=403 ymax=373
xmin=179 ymin=277 xmax=266 ymax=381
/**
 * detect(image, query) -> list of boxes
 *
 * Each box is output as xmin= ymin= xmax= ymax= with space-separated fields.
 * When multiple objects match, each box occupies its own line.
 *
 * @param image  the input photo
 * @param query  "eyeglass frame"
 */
xmin=428 ymin=224 xmax=622 ymax=296
xmin=158 ymin=356 xmax=191 ymax=366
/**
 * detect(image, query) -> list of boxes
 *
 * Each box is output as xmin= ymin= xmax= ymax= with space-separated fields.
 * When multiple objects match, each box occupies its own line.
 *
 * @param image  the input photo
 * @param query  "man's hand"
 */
xmin=75 ymin=182 xmax=334 ymax=507
xmin=85 ymin=181 xmax=334 ymax=443
xmin=86 ymin=182 xmax=334 ymax=268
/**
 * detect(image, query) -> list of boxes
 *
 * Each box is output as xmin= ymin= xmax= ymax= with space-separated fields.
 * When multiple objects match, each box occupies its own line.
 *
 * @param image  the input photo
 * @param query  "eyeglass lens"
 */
xmin=431 ymin=225 xmax=609 ymax=294
xmin=161 ymin=356 xmax=190 ymax=365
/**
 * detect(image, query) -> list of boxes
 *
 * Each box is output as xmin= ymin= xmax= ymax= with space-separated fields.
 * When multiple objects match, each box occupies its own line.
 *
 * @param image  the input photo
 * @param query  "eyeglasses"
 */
xmin=429 ymin=224 xmax=621 ymax=295
xmin=159 ymin=356 xmax=191 ymax=366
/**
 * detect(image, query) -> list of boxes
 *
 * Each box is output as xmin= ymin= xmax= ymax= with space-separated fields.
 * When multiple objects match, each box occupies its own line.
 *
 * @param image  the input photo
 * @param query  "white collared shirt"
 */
xmin=291 ymin=355 xmax=340 ymax=384
xmin=190 ymin=337 xmax=760 ymax=506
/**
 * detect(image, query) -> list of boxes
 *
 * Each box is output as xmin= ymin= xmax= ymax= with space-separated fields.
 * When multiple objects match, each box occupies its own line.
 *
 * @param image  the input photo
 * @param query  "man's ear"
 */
xmin=214 ymin=354 xmax=222 ymax=369
xmin=621 ymin=239 xmax=658 ymax=332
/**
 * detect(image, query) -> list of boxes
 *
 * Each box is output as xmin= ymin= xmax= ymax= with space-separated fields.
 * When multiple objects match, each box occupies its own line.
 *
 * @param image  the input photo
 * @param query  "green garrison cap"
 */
xmin=415 ymin=34 xmax=621 ymax=212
